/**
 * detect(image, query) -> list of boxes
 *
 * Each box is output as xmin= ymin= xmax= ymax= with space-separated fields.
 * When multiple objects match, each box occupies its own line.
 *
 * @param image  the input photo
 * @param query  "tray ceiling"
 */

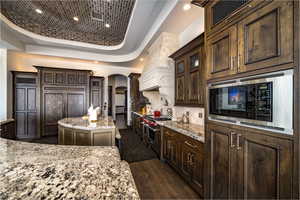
xmin=0 ymin=0 xmax=135 ymax=46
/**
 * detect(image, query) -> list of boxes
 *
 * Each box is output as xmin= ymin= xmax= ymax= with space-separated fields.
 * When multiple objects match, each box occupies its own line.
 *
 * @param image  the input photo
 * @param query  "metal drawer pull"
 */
xmin=230 ymin=132 xmax=236 ymax=148
xmin=185 ymin=141 xmax=197 ymax=148
xmin=237 ymin=134 xmax=242 ymax=150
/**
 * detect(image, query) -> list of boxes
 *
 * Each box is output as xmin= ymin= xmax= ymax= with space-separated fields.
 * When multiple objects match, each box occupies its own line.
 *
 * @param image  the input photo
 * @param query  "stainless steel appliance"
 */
xmin=142 ymin=115 xmax=171 ymax=154
xmin=208 ymin=70 xmax=294 ymax=134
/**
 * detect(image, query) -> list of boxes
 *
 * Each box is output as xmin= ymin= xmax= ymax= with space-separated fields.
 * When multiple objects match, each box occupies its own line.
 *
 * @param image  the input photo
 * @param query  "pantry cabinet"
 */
xmin=206 ymin=123 xmax=293 ymax=199
xmin=170 ymin=33 xmax=205 ymax=107
xmin=163 ymin=127 xmax=205 ymax=197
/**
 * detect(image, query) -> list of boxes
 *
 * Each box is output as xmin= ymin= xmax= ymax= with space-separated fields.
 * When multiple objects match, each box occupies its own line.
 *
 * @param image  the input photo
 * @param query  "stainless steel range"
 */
xmin=142 ymin=115 xmax=171 ymax=155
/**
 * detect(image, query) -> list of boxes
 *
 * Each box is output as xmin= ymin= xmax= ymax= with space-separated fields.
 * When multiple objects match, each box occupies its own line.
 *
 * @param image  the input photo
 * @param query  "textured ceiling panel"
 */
xmin=0 ymin=0 xmax=135 ymax=46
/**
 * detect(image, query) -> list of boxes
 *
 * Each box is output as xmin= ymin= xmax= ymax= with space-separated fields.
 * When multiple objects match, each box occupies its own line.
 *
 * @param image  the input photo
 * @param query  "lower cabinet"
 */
xmin=206 ymin=123 xmax=293 ymax=199
xmin=163 ymin=127 xmax=204 ymax=197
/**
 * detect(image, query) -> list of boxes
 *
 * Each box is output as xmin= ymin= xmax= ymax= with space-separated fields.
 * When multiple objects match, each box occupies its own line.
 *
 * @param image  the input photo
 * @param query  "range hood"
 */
xmin=139 ymin=32 xmax=178 ymax=106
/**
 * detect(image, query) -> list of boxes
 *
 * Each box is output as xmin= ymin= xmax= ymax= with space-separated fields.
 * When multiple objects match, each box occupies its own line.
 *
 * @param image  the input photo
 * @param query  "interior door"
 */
xmin=237 ymin=0 xmax=294 ymax=73
xmin=206 ymin=124 xmax=237 ymax=199
xmin=43 ymin=92 xmax=64 ymax=136
xmin=207 ymin=25 xmax=238 ymax=79
xmin=236 ymin=132 xmax=293 ymax=199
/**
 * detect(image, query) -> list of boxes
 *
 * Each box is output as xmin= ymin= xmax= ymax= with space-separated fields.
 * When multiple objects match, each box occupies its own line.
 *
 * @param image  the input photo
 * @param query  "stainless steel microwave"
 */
xmin=208 ymin=70 xmax=294 ymax=135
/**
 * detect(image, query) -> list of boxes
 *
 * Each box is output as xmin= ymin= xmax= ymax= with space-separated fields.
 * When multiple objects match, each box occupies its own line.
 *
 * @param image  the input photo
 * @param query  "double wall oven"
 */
xmin=208 ymin=70 xmax=294 ymax=134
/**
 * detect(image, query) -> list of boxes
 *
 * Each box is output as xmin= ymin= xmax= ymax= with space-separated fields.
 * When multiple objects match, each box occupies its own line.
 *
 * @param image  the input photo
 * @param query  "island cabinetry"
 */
xmin=36 ymin=66 xmax=91 ymax=136
xmin=163 ymin=127 xmax=204 ymax=197
xmin=206 ymin=123 xmax=293 ymax=199
xmin=170 ymin=33 xmax=205 ymax=106
xmin=58 ymin=117 xmax=116 ymax=146
xmin=202 ymin=0 xmax=295 ymax=80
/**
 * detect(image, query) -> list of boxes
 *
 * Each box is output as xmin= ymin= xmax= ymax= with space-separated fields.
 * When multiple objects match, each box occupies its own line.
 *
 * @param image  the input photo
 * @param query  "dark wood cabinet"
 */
xmin=163 ymin=127 xmax=205 ymax=197
xmin=206 ymin=124 xmax=236 ymax=199
xmin=236 ymin=130 xmax=293 ymax=199
xmin=36 ymin=67 xmax=91 ymax=136
xmin=163 ymin=129 xmax=180 ymax=168
xmin=0 ymin=120 xmax=15 ymax=139
xmin=206 ymin=123 xmax=293 ymax=199
xmin=202 ymin=0 xmax=295 ymax=80
xmin=90 ymin=77 xmax=104 ymax=110
xmin=237 ymin=0 xmax=294 ymax=73
xmin=170 ymin=33 xmax=205 ymax=106
xmin=12 ymin=72 xmax=39 ymax=139
xmin=207 ymin=25 xmax=237 ymax=80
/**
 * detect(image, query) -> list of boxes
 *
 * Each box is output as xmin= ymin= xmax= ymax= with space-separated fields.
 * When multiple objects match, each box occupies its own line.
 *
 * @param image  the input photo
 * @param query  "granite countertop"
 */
xmin=0 ymin=138 xmax=139 ymax=200
xmin=157 ymin=121 xmax=205 ymax=143
xmin=58 ymin=117 xmax=115 ymax=131
xmin=0 ymin=119 xmax=14 ymax=125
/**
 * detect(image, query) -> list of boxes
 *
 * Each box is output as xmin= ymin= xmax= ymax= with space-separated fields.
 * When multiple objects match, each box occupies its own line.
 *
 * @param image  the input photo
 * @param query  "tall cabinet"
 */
xmin=12 ymin=72 xmax=39 ymax=139
xmin=36 ymin=67 xmax=91 ymax=136
xmin=192 ymin=0 xmax=299 ymax=199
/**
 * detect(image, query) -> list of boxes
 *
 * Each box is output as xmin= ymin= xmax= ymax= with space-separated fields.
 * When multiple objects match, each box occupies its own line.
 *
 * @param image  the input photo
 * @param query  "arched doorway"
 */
xmin=107 ymin=74 xmax=128 ymax=129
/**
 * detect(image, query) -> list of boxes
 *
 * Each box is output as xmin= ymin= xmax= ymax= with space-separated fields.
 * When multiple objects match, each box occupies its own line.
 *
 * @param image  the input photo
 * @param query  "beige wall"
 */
xmin=6 ymin=50 xmax=141 ymax=118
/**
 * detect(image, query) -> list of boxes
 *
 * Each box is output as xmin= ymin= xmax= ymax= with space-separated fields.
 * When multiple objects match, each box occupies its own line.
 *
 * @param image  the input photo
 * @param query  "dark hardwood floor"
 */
xmin=130 ymin=159 xmax=201 ymax=199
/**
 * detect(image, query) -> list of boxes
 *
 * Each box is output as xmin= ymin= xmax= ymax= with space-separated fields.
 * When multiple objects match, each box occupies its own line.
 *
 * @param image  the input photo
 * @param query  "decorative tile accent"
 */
xmin=0 ymin=0 xmax=135 ymax=46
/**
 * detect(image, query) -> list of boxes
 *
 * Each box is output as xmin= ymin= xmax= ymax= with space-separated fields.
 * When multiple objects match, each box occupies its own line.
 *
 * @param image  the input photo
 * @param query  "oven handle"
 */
xmin=143 ymin=123 xmax=159 ymax=132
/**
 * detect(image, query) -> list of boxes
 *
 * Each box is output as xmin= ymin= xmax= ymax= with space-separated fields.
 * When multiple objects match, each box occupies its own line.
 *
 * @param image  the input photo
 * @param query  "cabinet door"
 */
xmin=206 ymin=124 xmax=237 ymax=199
xmin=237 ymin=0 xmax=293 ymax=73
xmin=163 ymin=129 xmax=179 ymax=168
xmin=180 ymin=142 xmax=194 ymax=179
xmin=236 ymin=132 xmax=293 ymax=199
xmin=66 ymin=93 xmax=85 ymax=118
xmin=44 ymin=93 xmax=64 ymax=136
xmin=207 ymin=25 xmax=237 ymax=79
xmin=175 ymin=75 xmax=185 ymax=104
xmin=187 ymin=49 xmax=202 ymax=105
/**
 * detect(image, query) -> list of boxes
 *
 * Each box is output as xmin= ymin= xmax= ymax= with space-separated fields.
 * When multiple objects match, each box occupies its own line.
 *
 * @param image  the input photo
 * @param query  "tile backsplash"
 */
xmin=173 ymin=106 xmax=205 ymax=126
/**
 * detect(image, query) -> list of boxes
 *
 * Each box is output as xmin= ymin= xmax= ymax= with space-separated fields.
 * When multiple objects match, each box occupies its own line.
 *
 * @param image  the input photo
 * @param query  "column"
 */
xmin=0 ymin=48 xmax=7 ymax=120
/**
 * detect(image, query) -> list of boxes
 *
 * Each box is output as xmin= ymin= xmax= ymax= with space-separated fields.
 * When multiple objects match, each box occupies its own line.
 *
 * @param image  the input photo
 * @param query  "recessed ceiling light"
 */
xmin=140 ymin=58 xmax=144 ymax=62
xmin=105 ymin=23 xmax=110 ymax=28
xmin=183 ymin=3 xmax=191 ymax=11
xmin=94 ymin=61 xmax=99 ymax=64
xmin=73 ymin=16 xmax=79 ymax=21
xmin=35 ymin=9 xmax=43 ymax=14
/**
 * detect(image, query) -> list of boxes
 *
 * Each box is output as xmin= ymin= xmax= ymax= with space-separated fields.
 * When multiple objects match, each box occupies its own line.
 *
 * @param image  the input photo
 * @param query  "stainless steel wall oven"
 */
xmin=208 ymin=70 xmax=294 ymax=134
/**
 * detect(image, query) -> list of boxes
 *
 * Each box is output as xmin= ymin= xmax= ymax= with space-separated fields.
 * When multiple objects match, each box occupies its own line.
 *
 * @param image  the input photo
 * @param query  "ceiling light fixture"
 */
xmin=94 ymin=61 xmax=99 ymax=64
xmin=73 ymin=16 xmax=79 ymax=21
xmin=105 ymin=23 xmax=110 ymax=28
xmin=140 ymin=58 xmax=144 ymax=62
xmin=35 ymin=9 xmax=43 ymax=14
xmin=183 ymin=3 xmax=191 ymax=11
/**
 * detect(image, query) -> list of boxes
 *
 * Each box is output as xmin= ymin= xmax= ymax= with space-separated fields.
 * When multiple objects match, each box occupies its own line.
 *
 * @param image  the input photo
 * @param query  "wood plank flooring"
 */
xmin=130 ymin=159 xmax=201 ymax=199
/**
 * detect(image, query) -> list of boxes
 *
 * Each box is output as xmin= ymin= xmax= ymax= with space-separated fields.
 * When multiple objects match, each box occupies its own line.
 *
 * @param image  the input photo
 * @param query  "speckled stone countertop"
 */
xmin=0 ymin=138 xmax=139 ymax=200
xmin=157 ymin=121 xmax=205 ymax=143
xmin=0 ymin=119 xmax=14 ymax=125
xmin=58 ymin=117 xmax=115 ymax=131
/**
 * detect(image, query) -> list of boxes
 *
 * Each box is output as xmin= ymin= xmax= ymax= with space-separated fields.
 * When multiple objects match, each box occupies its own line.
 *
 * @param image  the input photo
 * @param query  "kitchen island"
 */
xmin=0 ymin=138 xmax=139 ymax=200
xmin=58 ymin=117 xmax=116 ymax=146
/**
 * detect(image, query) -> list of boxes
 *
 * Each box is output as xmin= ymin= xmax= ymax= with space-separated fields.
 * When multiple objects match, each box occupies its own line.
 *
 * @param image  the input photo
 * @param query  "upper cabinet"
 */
xmin=207 ymin=25 xmax=237 ymax=79
xmin=200 ymin=0 xmax=295 ymax=80
xmin=237 ymin=0 xmax=294 ymax=73
xmin=170 ymin=33 xmax=205 ymax=107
